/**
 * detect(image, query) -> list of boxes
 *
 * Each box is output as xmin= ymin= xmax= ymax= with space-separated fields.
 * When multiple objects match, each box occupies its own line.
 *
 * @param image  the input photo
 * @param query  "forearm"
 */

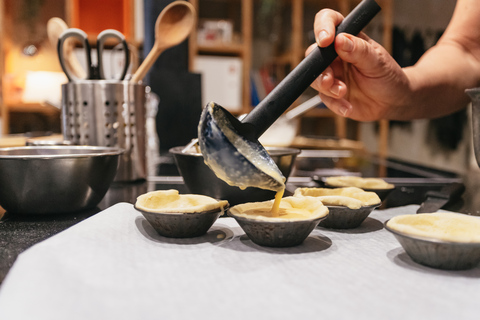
xmin=392 ymin=43 xmax=480 ymax=120
xmin=310 ymin=0 xmax=480 ymax=122
xmin=390 ymin=0 xmax=480 ymax=120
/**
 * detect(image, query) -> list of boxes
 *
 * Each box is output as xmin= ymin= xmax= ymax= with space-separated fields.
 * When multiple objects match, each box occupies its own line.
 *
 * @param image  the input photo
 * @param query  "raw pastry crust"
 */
xmin=229 ymin=196 xmax=329 ymax=221
xmin=387 ymin=212 xmax=480 ymax=243
xmin=136 ymin=189 xmax=228 ymax=213
xmin=293 ymin=187 xmax=381 ymax=209
xmin=325 ymin=176 xmax=394 ymax=190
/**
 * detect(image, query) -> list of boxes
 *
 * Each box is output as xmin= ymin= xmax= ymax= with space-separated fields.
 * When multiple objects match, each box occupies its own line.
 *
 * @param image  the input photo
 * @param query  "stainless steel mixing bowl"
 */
xmin=0 ymin=146 xmax=123 ymax=215
xmin=170 ymin=146 xmax=301 ymax=205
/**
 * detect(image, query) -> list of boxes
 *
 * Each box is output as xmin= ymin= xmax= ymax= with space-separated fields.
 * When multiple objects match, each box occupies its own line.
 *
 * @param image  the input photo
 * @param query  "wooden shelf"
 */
xmin=189 ymin=0 xmax=252 ymax=115
xmin=197 ymin=43 xmax=245 ymax=56
xmin=1 ymin=100 xmax=60 ymax=135
xmin=4 ymin=101 xmax=60 ymax=115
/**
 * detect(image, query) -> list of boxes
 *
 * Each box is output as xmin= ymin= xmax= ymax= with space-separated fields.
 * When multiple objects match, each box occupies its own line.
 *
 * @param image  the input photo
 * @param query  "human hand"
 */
xmin=308 ymin=9 xmax=410 ymax=121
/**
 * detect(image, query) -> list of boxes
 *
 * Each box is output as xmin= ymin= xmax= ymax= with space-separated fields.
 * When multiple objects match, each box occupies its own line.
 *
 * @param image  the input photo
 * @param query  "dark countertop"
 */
xmin=1 ymin=150 xmax=479 ymax=284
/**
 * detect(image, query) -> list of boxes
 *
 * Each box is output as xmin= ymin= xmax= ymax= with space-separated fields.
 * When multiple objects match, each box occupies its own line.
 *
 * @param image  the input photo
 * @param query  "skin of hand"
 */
xmin=308 ymin=0 xmax=480 ymax=121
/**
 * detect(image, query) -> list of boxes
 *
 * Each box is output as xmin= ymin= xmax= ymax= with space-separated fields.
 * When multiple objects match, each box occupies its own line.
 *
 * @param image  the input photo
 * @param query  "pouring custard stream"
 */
xmin=198 ymin=102 xmax=287 ymax=217
xmin=222 ymin=160 xmax=286 ymax=217
xmin=245 ymin=150 xmax=286 ymax=217
xmin=271 ymin=188 xmax=285 ymax=217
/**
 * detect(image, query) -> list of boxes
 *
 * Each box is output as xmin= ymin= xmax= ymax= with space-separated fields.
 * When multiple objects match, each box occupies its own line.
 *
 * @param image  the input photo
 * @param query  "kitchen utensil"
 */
xmin=57 ymin=28 xmax=130 ymax=81
xmin=47 ymin=17 xmax=86 ymax=79
xmin=25 ymin=134 xmax=68 ymax=146
xmin=0 ymin=146 xmax=123 ymax=215
xmin=183 ymin=96 xmax=322 ymax=151
xmin=61 ymin=80 xmax=147 ymax=181
xmin=198 ymin=0 xmax=381 ymax=192
xmin=170 ymin=146 xmax=300 ymax=206
xmin=259 ymin=95 xmax=323 ymax=147
xmin=228 ymin=196 xmax=329 ymax=247
xmin=416 ymin=182 xmax=465 ymax=213
xmin=130 ymin=1 xmax=196 ymax=83
xmin=284 ymin=95 xmax=323 ymax=121
xmin=181 ymin=138 xmax=200 ymax=153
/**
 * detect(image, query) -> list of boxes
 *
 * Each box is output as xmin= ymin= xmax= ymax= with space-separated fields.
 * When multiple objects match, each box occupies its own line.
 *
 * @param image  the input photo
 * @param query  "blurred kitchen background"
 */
xmin=0 ymin=0 xmax=473 ymax=176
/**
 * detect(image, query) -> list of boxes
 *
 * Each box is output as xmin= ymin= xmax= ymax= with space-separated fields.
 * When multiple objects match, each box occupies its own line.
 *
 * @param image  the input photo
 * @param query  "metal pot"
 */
xmin=466 ymin=88 xmax=480 ymax=167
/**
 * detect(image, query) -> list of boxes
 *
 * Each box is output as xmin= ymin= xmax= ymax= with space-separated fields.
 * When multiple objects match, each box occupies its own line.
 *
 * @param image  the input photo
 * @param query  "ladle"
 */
xmin=130 ymin=1 xmax=196 ymax=83
xmin=198 ymin=0 xmax=381 ymax=192
xmin=183 ymin=95 xmax=322 ymax=152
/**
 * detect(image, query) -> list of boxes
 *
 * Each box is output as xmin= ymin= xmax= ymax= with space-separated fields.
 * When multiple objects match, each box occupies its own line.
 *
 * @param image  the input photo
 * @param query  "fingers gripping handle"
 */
xmin=242 ymin=0 xmax=381 ymax=139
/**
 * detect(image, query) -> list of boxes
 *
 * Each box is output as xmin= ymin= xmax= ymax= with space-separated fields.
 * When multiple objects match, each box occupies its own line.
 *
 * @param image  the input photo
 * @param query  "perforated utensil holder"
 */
xmin=61 ymin=80 xmax=147 ymax=181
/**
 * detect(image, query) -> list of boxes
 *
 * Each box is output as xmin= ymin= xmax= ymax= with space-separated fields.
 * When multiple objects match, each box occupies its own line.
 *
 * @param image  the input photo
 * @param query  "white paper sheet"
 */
xmin=0 ymin=203 xmax=479 ymax=320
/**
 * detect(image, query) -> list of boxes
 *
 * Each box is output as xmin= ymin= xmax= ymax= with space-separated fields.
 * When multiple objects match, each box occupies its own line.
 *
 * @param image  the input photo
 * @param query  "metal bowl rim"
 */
xmin=227 ymin=211 xmax=328 ymax=224
xmin=62 ymin=79 xmax=146 ymax=86
xmin=134 ymin=204 xmax=227 ymax=216
xmin=0 ymin=146 xmax=125 ymax=159
xmin=384 ymin=219 xmax=480 ymax=247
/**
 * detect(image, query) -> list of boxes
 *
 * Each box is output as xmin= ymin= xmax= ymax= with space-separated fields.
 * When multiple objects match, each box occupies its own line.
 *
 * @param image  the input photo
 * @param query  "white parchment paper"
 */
xmin=0 ymin=203 xmax=479 ymax=320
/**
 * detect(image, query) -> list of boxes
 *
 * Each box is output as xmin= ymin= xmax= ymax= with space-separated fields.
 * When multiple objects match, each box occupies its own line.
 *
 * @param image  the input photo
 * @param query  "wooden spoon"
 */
xmin=47 ymin=17 xmax=87 ymax=79
xmin=130 ymin=1 xmax=196 ymax=83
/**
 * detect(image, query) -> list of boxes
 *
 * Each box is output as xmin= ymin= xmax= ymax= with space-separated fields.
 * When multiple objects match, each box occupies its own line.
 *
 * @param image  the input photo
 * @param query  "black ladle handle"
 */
xmin=242 ymin=0 xmax=381 ymax=139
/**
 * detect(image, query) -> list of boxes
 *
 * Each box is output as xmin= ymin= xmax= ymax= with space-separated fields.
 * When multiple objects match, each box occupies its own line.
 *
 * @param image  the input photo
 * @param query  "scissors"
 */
xmin=57 ymin=28 xmax=130 ymax=81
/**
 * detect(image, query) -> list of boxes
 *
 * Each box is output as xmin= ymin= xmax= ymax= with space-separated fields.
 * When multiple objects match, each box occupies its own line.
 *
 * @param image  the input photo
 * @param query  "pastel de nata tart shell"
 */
xmin=228 ymin=196 xmax=329 ymax=247
xmin=135 ymin=189 xmax=228 ymax=213
xmin=386 ymin=212 xmax=480 ymax=243
xmin=134 ymin=189 xmax=228 ymax=238
xmin=293 ymin=187 xmax=381 ymax=209
xmin=294 ymin=187 xmax=380 ymax=229
xmin=324 ymin=176 xmax=394 ymax=190
xmin=385 ymin=212 xmax=480 ymax=270
xmin=229 ymin=196 xmax=329 ymax=222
